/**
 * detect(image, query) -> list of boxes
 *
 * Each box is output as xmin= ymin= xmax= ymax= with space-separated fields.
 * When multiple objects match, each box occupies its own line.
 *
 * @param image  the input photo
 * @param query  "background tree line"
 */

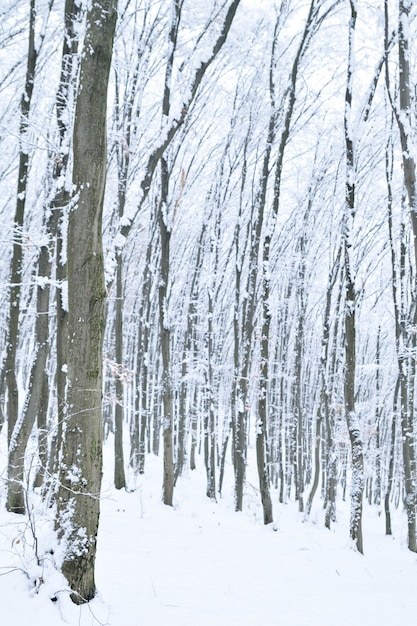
xmin=0 ymin=0 xmax=416 ymax=603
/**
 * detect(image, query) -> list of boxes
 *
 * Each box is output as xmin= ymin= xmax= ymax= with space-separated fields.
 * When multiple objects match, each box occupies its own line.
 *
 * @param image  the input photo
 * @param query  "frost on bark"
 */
xmin=52 ymin=0 xmax=83 ymax=480
xmin=4 ymin=0 xmax=37 ymax=511
xmin=157 ymin=0 xmax=182 ymax=507
xmin=111 ymin=5 xmax=161 ymax=487
xmin=113 ymin=251 xmax=127 ymax=490
xmin=255 ymin=0 xmax=319 ymax=524
xmin=383 ymin=0 xmax=417 ymax=553
xmin=7 ymin=0 xmax=81 ymax=512
xmin=132 ymin=221 xmax=156 ymax=475
xmin=153 ymin=0 xmax=241 ymax=506
xmin=394 ymin=0 xmax=417 ymax=552
xmin=7 ymin=218 xmax=53 ymax=513
xmin=343 ymin=0 xmax=364 ymax=555
xmin=56 ymin=0 xmax=117 ymax=603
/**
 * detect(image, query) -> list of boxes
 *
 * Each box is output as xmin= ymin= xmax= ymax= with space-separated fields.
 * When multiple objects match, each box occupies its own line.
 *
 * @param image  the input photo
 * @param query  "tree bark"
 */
xmin=52 ymin=0 xmax=82 ymax=486
xmin=4 ymin=0 xmax=37 ymax=458
xmin=6 ymin=213 xmax=53 ymax=512
xmin=395 ymin=0 xmax=417 ymax=552
xmin=343 ymin=0 xmax=364 ymax=555
xmin=384 ymin=0 xmax=417 ymax=553
xmin=114 ymin=252 xmax=127 ymax=489
xmin=56 ymin=0 xmax=117 ymax=603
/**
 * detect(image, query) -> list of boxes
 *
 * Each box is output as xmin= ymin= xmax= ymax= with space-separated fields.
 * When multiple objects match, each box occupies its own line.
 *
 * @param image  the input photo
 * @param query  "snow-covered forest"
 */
xmin=1 ymin=0 xmax=417 ymax=620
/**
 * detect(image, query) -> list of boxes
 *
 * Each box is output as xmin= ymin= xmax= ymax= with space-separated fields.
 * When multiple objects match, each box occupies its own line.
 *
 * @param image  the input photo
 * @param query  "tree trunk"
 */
xmin=158 ymin=181 xmax=174 ymax=505
xmin=343 ymin=0 xmax=364 ymax=555
xmin=4 ymin=0 xmax=37 ymax=456
xmin=114 ymin=253 xmax=126 ymax=490
xmin=56 ymin=0 xmax=117 ymax=603
xmin=6 ymin=0 xmax=82 ymax=503
xmin=384 ymin=0 xmax=417 ymax=552
xmin=52 ymin=0 xmax=82 ymax=485
xmin=385 ymin=378 xmax=398 ymax=536
xmin=7 ymin=213 xmax=53 ymax=512
xmin=256 ymin=0 xmax=318 ymax=524
xmin=395 ymin=0 xmax=417 ymax=552
xmin=205 ymin=290 xmax=216 ymax=500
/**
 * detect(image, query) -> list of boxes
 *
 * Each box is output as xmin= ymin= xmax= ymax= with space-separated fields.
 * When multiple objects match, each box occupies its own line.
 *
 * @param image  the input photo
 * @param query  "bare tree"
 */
xmin=152 ymin=0 xmax=242 ymax=505
xmin=342 ymin=0 xmax=364 ymax=554
xmin=393 ymin=0 xmax=417 ymax=553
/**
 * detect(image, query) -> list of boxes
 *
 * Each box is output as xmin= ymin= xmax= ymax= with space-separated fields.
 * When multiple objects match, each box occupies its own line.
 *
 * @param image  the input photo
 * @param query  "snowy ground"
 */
xmin=1 ymin=436 xmax=416 ymax=625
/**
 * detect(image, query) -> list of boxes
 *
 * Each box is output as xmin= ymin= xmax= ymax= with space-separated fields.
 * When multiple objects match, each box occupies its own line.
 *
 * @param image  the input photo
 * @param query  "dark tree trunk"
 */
xmin=4 ymin=0 xmax=37 ymax=467
xmin=56 ymin=0 xmax=117 ymax=603
xmin=343 ymin=0 xmax=364 ymax=554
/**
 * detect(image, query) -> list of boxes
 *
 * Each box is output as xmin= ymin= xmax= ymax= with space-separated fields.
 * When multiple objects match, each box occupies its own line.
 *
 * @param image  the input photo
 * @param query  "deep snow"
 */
xmin=0 ymin=435 xmax=416 ymax=626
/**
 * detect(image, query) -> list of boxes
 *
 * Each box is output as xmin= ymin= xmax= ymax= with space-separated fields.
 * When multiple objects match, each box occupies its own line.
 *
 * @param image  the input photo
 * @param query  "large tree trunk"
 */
xmin=56 ymin=0 xmax=117 ymax=603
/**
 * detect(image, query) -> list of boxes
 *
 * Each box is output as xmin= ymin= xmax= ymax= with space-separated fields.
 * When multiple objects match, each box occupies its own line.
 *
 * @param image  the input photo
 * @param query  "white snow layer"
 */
xmin=0 ymin=438 xmax=416 ymax=626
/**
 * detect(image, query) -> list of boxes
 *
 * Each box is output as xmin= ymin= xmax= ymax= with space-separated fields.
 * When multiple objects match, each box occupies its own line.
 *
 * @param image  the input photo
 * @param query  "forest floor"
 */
xmin=0 ymin=434 xmax=416 ymax=625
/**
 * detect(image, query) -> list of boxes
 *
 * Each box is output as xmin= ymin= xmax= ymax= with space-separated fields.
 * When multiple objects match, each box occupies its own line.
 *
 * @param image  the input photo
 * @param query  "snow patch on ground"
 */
xmin=0 ymin=436 xmax=416 ymax=625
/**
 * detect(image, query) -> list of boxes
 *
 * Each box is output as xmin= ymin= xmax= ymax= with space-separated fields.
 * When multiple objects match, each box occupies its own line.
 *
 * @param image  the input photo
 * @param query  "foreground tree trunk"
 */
xmin=56 ymin=0 xmax=117 ymax=603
